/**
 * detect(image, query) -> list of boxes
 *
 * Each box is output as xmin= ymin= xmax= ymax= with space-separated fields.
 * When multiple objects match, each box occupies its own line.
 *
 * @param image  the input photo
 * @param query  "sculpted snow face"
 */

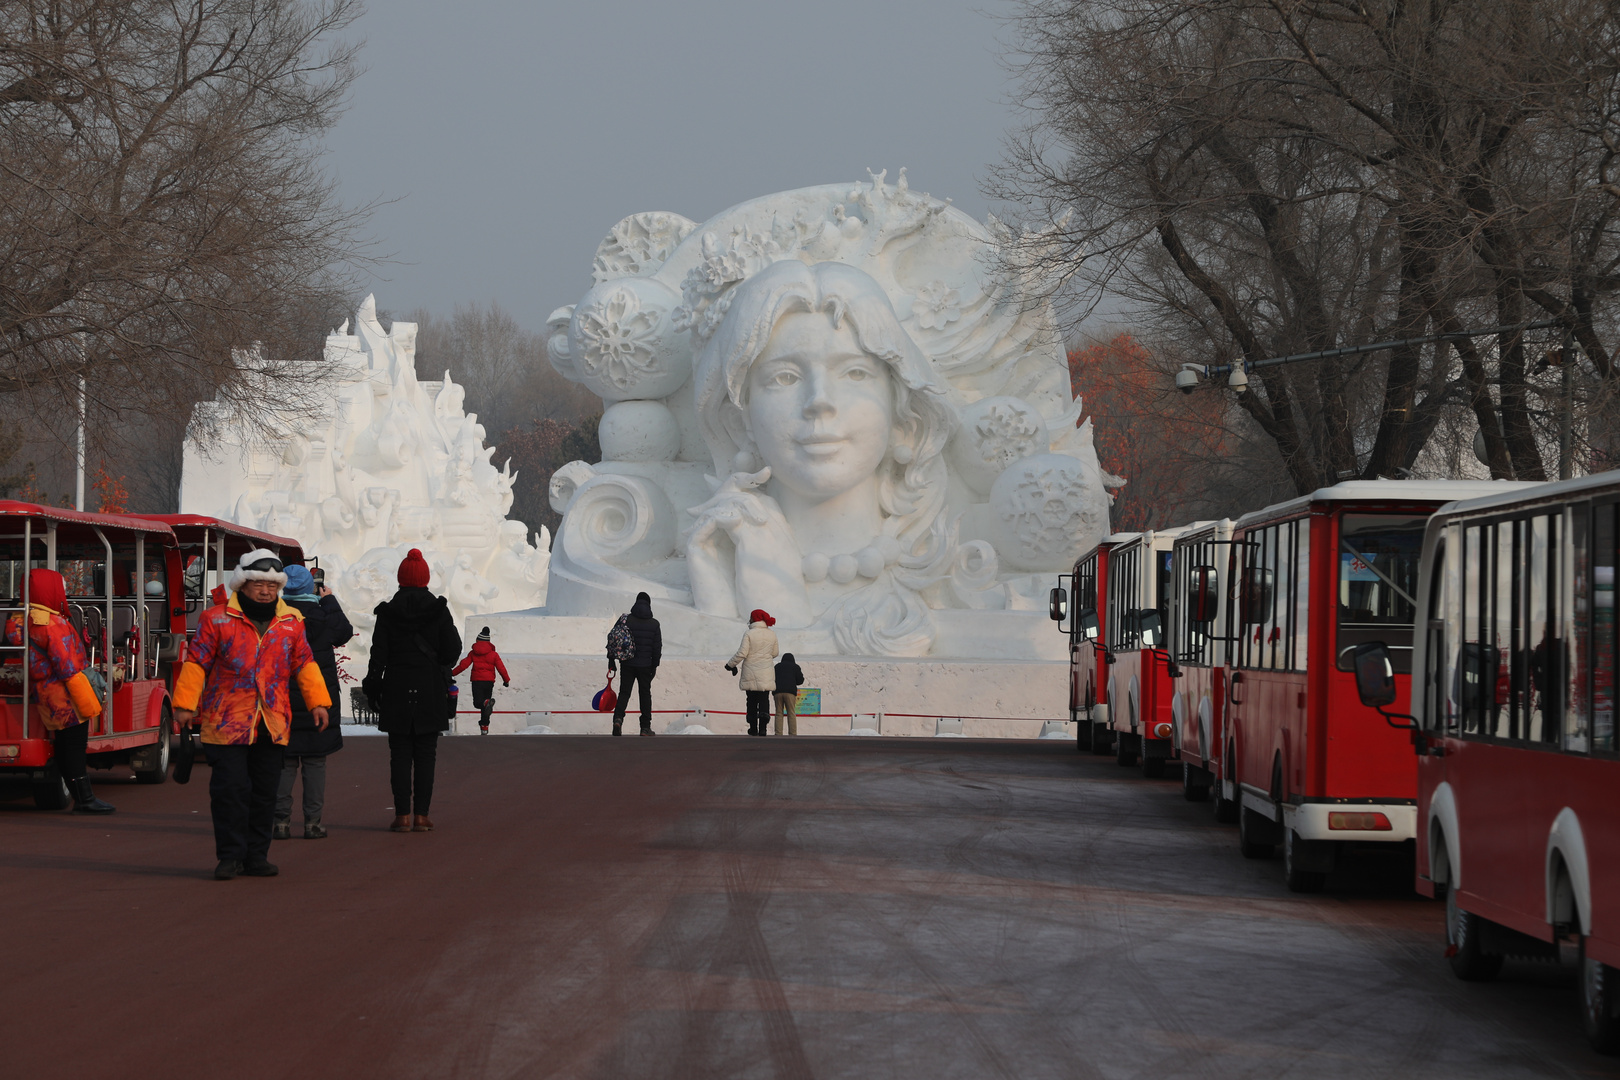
xmin=544 ymin=171 xmax=1125 ymax=657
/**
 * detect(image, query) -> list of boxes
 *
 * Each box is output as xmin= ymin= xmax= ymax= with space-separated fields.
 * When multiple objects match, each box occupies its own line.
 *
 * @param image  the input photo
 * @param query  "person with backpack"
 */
xmin=606 ymin=592 xmax=660 ymax=737
xmin=773 ymin=652 xmax=805 ymax=736
xmin=453 ymin=626 xmax=510 ymax=734
xmin=725 ymin=609 xmax=779 ymax=736
xmin=361 ymin=549 xmax=461 ymax=833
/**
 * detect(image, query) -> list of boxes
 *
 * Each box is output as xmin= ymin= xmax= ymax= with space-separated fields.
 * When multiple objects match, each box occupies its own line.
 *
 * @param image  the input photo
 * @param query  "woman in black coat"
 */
xmin=361 ymin=549 xmax=461 ymax=834
xmin=274 ymin=564 xmax=354 ymax=839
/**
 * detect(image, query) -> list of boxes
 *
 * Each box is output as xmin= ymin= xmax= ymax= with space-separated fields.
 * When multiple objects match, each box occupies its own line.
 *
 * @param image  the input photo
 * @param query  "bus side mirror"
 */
xmin=1190 ymin=566 xmax=1217 ymax=625
xmin=1241 ymin=567 xmax=1274 ymax=625
xmin=1077 ymin=608 xmax=1099 ymax=641
xmin=1139 ymin=611 xmax=1163 ymax=647
xmin=1049 ymin=586 xmax=1068 ymax=623
xmin=1352 ymin=642 xmax=1397 ymax=707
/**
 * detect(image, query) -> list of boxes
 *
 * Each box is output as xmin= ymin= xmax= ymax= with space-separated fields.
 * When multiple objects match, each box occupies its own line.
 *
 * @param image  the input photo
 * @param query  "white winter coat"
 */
xmin=728 ymin=622 xmax=780 ymax=691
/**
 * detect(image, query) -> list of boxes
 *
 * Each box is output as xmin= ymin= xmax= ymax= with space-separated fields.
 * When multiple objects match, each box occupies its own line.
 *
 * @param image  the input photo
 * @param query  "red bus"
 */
xmin=1051 ymin=534 xmax=1132 ymax=752
xmin=0 ymin=502 xmax=187 ymax=807
xmin=1354 ymin=474 xmax=1620 ymax=1053
xmin=1168 ymin=518 xmax=1238 ymax=815
xmin=1097 ymin=527 xmax=1191 ymax=776
xmin=1225 ymin=481 xmax=1525 ymax=892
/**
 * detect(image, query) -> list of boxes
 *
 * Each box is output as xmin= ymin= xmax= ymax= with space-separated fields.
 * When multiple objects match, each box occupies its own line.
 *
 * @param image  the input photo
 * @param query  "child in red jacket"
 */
xmin=452 ymin=627 xmax=510 ymax=733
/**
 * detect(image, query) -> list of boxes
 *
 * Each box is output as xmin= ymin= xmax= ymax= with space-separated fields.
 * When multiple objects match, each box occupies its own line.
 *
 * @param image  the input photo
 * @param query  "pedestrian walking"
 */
xmin=607 ymin=592 xmax=661 ymax=737
xmin=361 ymin=549 xmax=461 ymax=834
xmin=725 ymin=609 xmax=779 ymax=736
xmin=172 ymin=550 xmax=332 ymax=880
xmin=773 ymin=652 xmax=805 ymax=736
xmin=3 ymin=569 xmax=115 ymax=813
xmin=453 ymin=626 xmax=510 ymax=734
xmin=273 ymin=564 xmax=352 ymax=840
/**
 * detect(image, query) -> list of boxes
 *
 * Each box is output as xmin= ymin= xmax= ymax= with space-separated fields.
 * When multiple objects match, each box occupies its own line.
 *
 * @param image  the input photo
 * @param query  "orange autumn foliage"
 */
xmin=1068 ymin=334 xmax=1230 ymax=530
xmin=91 ymin=464 xmax=129 ymax=514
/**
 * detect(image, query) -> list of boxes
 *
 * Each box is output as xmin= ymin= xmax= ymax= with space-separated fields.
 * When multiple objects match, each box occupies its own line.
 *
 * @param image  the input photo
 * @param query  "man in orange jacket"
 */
xmin=172 ymin=550 xmax=331 ymax=880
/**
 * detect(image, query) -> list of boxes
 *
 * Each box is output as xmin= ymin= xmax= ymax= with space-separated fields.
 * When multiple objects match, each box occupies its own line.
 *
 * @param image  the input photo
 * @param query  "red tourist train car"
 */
xmin=142 ymin=515 xmax=306 ymax=639
xmin=1353 ymin=473 xmax=1620 ymax=1053
xmin=1095 ymin=527 xmax=1191 ymax=776
xmin=1052 ymin=533 xmax=1133 ymax=751
xmin=1168 ymin=518 xmax=1238 ymax=815
xmin=1223 ymin=480 xmax=1524 ymax=892
xmin=0 ymin=502 xmax=186 ymax=806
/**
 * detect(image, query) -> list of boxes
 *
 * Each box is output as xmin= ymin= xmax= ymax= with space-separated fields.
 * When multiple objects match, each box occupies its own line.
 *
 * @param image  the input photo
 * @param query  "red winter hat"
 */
xmin=749 ymin=608 xmax=775 ymax=627
xmin=398 ymin=548 xmax=432 ymax=588
xmin=28 ymin=568 xmax=67 ymax=615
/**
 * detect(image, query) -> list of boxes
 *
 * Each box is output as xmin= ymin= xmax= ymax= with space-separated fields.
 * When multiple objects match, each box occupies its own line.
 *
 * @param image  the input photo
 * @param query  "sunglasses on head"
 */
xmin=245 ymin=557 xmax=284 ymax=574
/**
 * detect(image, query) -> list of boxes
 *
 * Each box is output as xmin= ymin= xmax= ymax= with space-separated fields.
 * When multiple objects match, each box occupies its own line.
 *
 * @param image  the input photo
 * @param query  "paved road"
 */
xmin=2 ymin=736 xmax=1613 ymax=1079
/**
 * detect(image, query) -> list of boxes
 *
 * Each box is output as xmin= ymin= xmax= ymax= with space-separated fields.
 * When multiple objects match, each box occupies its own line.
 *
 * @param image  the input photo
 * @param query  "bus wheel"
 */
xmin=1238 ymin=805 xmax=1275 ymax=859
xmin=1074 ymin=714 xmax=1091 ymax=752
xmin=1212 ymin=779 xmax=1238 ymax=823
xmin=1115 ymin=736 xmax=1137 ymax=768
xmin=1140 ymin=754 xmax=1164 ymax=778
xmin=1581 ymin=936 xmax=1620 ymax=1055
xmin=1283 ymin=829 xmax=1327 ymax=893
xmin=32 ymin=765 xmax=70 ymax=811
xmin=132 ymin=710 xmax=172 ymax=785
xmin=1091 ymin=723 xmax=1113 ymax=755
xmin=1446 ymin=885 xmax=1503 ymax=981
xmin=1182 ymin=763 xmax=1210 ymax=802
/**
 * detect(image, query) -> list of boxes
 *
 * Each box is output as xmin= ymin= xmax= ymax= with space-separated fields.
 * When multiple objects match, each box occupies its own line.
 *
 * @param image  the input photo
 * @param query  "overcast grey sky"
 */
xmin=327 ymin=0 xmax=1019 ymax=331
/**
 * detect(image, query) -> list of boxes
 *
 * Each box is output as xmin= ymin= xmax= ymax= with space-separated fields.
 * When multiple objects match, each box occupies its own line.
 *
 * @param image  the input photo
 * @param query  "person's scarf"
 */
xmin=282 ymin=589 xmax=319 ymax=604
xmin=236 ymin=592 xmax=280 ymax=632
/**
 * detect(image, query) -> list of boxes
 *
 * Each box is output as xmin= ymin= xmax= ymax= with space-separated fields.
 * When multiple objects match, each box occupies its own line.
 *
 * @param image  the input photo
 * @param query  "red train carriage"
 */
xmin=1168 ymin=518 xmax=1237 ymax=815
xmin=0 ymin=502 xmax=187 ymax=807
xmin=1096 ymin=527 xmax=1193 ymax=776
xmin=1355 ymin=473 xmax=1620 ymax=1054
xmin=141 ymin=515 xmax=305 ymax=638
xmin=1051 ymin=534 xmax=1133 ymax=751
xmin=1224 ymin=481 xmax=1525 ymax=893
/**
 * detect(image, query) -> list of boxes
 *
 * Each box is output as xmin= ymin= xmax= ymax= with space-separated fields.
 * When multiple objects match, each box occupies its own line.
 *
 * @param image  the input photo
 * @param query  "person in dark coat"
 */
xmin=773 ymin=652 xmax=805 ymax=736
xmin=274 ymin=564 xmax=353 ymax=840
xmin=607 ymin=591 xmax=661 ymax=737
xmin=361 ymin=549 xmax=461 ymax=833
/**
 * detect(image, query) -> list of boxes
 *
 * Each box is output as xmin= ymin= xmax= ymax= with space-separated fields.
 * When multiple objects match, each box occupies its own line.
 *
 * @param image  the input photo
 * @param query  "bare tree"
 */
xmin=411 ymin=301 xmax=600 ymax=444
xmin=0 ymin=0 xmax=371 ymax=439
xmin=993 ymin=0 xmax=1620 ymax=493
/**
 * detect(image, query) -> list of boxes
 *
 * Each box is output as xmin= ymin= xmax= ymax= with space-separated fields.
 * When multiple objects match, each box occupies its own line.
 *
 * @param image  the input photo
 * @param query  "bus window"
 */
xmin=1595 ymin=503 xmax=1617 ymax=753
xmin=1566 ymin=503 xmax=1590 ymax=752
xmin=1336 ymin=513 xmax=1426 ymax=673
xmin=1525 ymin=514 xmax=1559 ymax=745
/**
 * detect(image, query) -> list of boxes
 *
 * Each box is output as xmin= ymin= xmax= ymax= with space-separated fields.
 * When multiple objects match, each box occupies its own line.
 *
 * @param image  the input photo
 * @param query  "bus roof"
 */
xmin=1234 ymin=480 xmax=1537 ymax=529
xmin=0 ymin=500 xmax=177 ymax=542
xmin=139 ymin=514 xmax=303 ymax=559
xmin=1432 ymin=468 xmax=1620 ymax=519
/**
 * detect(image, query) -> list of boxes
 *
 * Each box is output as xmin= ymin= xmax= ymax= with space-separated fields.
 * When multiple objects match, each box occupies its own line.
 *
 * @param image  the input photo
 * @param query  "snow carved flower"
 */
xmin=573 ymin=287 xmax=663 ymax=391
xmin=913 ymin=280 xmax=962 ymax=330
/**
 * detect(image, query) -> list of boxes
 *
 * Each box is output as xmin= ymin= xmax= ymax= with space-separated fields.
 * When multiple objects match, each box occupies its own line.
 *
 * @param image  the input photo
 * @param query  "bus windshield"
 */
xmin=1337 ymin=513 xmax=1427 ymax=671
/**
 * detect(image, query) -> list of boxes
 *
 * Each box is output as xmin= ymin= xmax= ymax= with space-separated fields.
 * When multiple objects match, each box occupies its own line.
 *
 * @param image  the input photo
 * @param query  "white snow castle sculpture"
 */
xmin=536 ymin=171 xmax=1119 ymax=661
xmin=180 ymin=296 xmax=551 ymax=671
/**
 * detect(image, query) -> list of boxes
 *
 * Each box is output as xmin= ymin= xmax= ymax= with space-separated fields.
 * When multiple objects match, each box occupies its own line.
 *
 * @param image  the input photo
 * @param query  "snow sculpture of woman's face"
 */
xmin=744 ymin=310 xmax=895 ymax=503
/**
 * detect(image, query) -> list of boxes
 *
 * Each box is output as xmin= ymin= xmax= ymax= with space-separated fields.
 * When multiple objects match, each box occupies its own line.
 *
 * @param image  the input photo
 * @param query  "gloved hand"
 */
xmin=725 ymin=664 xmax=737 ymax=675
xmin=607 ymin=658 xmax=616 ymax=673
xmin=503 ymin=680 xmax=510 ymax=688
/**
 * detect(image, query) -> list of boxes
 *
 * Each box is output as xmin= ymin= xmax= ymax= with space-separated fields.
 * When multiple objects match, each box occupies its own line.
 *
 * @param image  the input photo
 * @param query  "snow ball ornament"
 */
xmin=567 ymin=277 xmax=691 ymax=402
xmin=986 ymin=453 xmax=1108 ymax=572
xmin=946 ymin=397 xmax=1050 ymax=497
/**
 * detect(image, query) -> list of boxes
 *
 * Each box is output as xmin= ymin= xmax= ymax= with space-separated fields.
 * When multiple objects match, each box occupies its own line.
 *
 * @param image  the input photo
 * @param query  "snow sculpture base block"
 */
xmin=461 ymin=610 xmax=1067 ymax=738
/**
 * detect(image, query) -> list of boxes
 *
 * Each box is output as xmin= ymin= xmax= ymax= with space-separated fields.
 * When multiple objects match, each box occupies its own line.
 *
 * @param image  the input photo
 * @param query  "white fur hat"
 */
xmin=228 ymin=548 xmax=287 ymax=593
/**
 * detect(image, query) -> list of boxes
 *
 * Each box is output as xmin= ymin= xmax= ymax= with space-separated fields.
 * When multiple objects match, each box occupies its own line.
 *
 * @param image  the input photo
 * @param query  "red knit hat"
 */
xmin=398 ymin=548 xmax=431 ymax=588
xmin=749 ymin=608 xmax=775 ymax=627
xmin=27 ymin=568 xmax=67 ymax=615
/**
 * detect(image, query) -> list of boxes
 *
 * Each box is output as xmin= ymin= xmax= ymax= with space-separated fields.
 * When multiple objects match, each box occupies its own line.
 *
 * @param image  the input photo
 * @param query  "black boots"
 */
xmin=70 ymin=777 xmax=115 ymax=814
xmin=612 ymin=720 xmax=623 ymax=736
